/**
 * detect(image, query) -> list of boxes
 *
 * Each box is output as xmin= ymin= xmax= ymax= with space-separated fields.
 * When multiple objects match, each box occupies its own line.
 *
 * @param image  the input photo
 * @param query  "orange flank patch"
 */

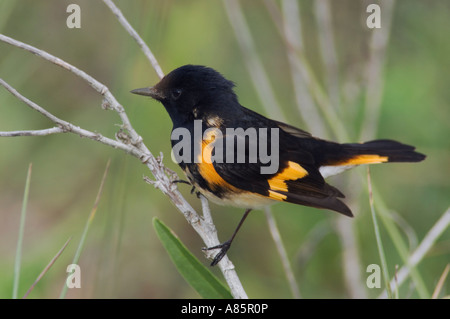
xmin=268 ymin=161 xmax=308 ymax=198
xmin=197 ymin=132 xmax=238 ymax=191
xmin=336 ymin=154 xmax=388 ymax=166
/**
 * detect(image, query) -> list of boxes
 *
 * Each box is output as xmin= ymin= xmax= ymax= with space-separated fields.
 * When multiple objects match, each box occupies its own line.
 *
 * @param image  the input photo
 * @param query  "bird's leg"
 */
xmin=203 ymin=208 xmax=252 ymax=266
xmin=172 ymin=179 xmax=200 ymax=197
xmin=171 ymin=179 xmax=191 ymax=185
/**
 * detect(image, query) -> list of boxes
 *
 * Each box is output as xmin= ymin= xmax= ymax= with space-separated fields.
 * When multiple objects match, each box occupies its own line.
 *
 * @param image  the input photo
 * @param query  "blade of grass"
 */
xmin=222 ymin=0 xmax=286 ymax=121
xmin=268 ymin=5 xmax=426 ymax=296
xmin=12 ymin=163 xmax=32 ymax=299
xmin=153 ymin=218 xmax=232 ymax=299
xmin=367 ymin=167 xmax=392 ymax=298
xmin=359 ymin=168 xmax=430 ymax=298
xmin=278 ymin=0 xmax=328 ymax=137
xmin=23 ymin=237 xmax=71 ymax=299
xmin=264 ymin=207 xmax=301 ymax=299
xmin=96 ymin=155 xmax=129 ymax=298
xmin=335 ymin=216 xmax=368 ymax=298
xmin=394 ymin=264 xmax=399 ymax=299
xmin=281 ymin=2 xmax=428 ymax=294
xmin=262 ymin=0 xmax=348 ymax=141
xmin=432 ymin=264 xmax=450 ymax=299
xmin=59 ymin=159 xmax=111 ymax=299
xmin=278 ymin=0 xmax=426 ymax=295
xmin=227 ymin=0 xmax=431 ymax=299
xmin=314 ymin=0 xmax=340 ymax=113
xmin=224 ymin=1 xmax=306 ymax=298
xmin=379 ymin=207 xmax=450 ymax=298
xmin=359 ymin=0 xmax=395 ymax=142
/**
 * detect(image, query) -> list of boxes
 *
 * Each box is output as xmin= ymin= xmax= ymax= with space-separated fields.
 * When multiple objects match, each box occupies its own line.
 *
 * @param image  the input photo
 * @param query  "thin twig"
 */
xmin=0 ymin=31 xmax=247 ymax=298
xmin=0 ymin=78 xmax=133 ymax=154
xmin=199 ymin=196 xmax=248 ymax=299
xmin=0 ymin=127 xmax=64 ymax=137
xmin=102 ymin=0 xmax=164 ymax=80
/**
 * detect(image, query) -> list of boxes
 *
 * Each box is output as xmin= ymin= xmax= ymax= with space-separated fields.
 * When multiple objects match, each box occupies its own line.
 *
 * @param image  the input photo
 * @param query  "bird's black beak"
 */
xmin=130 ymin=86 xmax=165 ymax=101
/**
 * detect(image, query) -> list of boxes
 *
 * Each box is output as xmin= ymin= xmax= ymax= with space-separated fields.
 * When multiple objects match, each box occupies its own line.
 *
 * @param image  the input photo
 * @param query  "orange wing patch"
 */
xmin=268 ymin=190 xmax=287 ymax=201
xmin=268 ymin=161 xmax=308 ymax=200
xmin=197 ymin=132 xmax=310 ymax=203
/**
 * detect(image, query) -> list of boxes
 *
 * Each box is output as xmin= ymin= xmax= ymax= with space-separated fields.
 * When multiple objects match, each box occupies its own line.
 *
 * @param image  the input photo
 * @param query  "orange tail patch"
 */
xmin=334 ymin=154 xmax=388 ymax=166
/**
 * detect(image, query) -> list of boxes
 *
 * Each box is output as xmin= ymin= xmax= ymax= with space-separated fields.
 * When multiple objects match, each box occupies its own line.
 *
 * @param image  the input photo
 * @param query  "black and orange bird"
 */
xmin=132 ymin=65 xmax=426 ymax=266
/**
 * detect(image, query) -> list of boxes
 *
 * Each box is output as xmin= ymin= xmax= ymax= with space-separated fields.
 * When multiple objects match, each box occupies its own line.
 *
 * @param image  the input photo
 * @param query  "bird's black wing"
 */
xmin=205 ymin=113 xmax=353 ymax=216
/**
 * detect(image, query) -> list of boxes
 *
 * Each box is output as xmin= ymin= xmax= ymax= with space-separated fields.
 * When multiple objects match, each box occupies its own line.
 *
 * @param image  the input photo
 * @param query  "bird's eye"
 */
xmin=171 ymin=89 xmax=182 ymax=100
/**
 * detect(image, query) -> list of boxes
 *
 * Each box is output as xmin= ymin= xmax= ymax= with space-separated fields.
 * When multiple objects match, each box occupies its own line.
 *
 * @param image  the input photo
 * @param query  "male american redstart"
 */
xmin=132 ymin=65 xmax=425 ymax=266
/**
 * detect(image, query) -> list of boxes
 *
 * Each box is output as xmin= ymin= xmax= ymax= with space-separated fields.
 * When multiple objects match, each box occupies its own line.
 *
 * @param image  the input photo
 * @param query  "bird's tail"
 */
xmin=341 ymin=139 xmax=425 ymax=163
xmin=319 ymin=139 xmax=426 ymax=178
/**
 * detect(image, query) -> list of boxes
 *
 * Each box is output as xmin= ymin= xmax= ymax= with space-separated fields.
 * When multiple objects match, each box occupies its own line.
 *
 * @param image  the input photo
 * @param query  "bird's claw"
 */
xmin=203 ymin=240 xmax=232 ymax=266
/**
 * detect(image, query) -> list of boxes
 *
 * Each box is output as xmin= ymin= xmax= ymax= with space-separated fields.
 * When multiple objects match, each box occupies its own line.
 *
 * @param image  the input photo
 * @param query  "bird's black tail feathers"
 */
xmin=343 ymin=139 xmax=426 ymax=163
xmin=322 ymin=139 xmax=426 ymax=166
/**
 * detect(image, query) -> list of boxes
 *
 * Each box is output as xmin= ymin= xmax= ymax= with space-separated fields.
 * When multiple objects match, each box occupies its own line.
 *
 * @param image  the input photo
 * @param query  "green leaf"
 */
xmin=153 ymin=217 xmax=232 ymax=299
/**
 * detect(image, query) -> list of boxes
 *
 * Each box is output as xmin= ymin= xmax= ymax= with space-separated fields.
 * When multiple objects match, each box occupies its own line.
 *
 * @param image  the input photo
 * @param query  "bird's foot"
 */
xmin=202 ymin=240 xmax=232 ymax=266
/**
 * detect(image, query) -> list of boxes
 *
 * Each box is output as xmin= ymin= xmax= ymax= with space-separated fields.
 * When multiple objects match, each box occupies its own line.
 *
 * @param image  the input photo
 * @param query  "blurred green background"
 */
xmin=0 ymin=0 xmax=448 ymax=299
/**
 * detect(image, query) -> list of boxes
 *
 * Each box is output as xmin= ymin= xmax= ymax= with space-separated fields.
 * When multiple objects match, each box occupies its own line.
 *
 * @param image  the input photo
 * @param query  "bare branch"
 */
xmin=0 ymin=34 xmax=105 ymax=93
xmin=0 ymin=127 xmax=64 ymax=137
xmin=199 ymin=195 xmax=248 ymax=299
xmin=0 ymin=78 xmax=133 ymax=154
xmin=102 ymin=0 xmax=165 ymax=80
xmin=0 ymin=30 xmax=248 ymax=298
xmin=0 ymin=34 xmax=141 ymax=148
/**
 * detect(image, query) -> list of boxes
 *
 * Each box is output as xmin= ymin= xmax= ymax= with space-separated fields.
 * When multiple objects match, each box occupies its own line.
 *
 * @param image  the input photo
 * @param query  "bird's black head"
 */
xmin=131 ymin=65 xmax=237 ymax=126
